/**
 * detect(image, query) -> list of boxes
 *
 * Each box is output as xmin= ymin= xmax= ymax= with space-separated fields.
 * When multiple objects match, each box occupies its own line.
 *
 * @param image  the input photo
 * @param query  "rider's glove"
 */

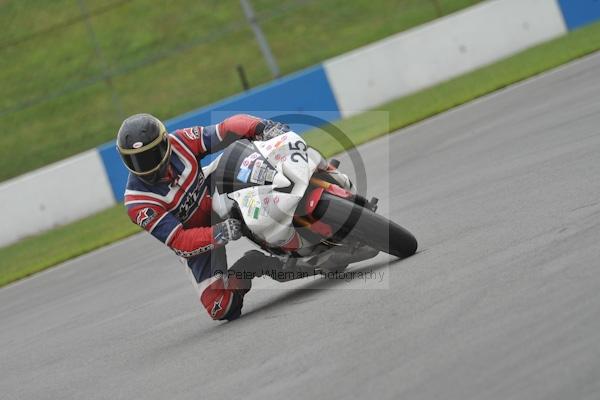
xmin=213 ymin=219 xmax=243 ymax=245
xmin=256 ymin=120 xmax=290 ymax=141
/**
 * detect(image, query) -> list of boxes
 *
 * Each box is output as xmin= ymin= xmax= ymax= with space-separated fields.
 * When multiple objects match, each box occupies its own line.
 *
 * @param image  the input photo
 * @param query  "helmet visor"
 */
xmin=121 ymin=136 xmax=169 ymax=175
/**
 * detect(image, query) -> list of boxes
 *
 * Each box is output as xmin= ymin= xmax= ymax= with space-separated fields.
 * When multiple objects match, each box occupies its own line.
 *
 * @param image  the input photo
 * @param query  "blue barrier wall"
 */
xmin=557 ymin=0 xmax=600 ymax=30
xmin=99 ymin=64 xmax=340 ymax=202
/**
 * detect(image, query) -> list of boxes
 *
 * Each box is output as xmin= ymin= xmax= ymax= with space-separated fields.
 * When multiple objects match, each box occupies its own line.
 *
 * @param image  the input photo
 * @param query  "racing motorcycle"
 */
xmin=204 ymin=131 xmax=417 ymax=280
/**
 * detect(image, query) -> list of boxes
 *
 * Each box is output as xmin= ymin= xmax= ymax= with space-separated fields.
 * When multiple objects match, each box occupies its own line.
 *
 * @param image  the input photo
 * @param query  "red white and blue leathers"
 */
xmin=124 ymin=114 xmax=263 ymax=320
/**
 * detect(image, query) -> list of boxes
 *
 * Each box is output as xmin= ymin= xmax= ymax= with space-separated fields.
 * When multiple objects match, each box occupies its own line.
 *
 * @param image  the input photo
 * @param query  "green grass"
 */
xmin=0 ymin=205 xmax=140 ymax=287
xmin=0 ymin=0 xmax=479 ymax=182
xmin=304 ymin=21 xmax=600 ymax=154
xmin=2 ymin=20 xmax=600 ymax=288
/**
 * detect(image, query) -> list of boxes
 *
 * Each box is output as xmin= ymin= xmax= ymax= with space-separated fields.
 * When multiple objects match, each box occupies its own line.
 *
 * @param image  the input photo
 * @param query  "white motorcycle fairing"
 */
xmin=208 ymin=132 xmax=321 ymax=248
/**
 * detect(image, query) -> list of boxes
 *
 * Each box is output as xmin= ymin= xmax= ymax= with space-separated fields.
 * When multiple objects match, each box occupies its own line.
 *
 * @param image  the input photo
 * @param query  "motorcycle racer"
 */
xmin=117 ymin=113 xmax=352 ymax=321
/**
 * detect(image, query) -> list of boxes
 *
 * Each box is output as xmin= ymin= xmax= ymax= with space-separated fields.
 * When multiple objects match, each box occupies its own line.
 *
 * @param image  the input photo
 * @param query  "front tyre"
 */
xmin=313 ymin=192 xmax=417 ymax=259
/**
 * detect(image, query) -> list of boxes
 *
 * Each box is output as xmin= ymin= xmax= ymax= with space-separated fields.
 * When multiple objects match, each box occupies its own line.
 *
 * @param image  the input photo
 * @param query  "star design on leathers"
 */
xmin=211 ymin=295 xmax=224 ymax=317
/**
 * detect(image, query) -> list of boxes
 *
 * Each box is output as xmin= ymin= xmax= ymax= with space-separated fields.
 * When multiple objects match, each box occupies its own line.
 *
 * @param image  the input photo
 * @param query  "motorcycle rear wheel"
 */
xmin=312 ymin=192 xmax=418 ymax=259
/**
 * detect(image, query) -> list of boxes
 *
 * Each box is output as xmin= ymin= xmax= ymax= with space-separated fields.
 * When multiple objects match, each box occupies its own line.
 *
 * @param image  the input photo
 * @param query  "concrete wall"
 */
xmin=98 ymin=65 xmax=340 ymax=202
xmin=3 ymin=0 xmax=600 ymax=247
xmin=0 ymin=150 xmax=115 ymax=246
xmin=323 ymin=0 xmax=568 ymax=117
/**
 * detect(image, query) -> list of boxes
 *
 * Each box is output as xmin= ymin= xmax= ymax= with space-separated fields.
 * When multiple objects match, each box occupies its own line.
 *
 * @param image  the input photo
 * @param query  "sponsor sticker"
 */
xmin=133 ymin=141 xmax=144 ymax=149
xmin=243 ymin=196 xmax=261 ymax=220
xmin=273 ymin=135 xmax=288 ymax=150
xmin=250 ymin=160 xmax=265 ymax=184
xmin=237 ymin=168 xmax=251 ymax=183
xmin=136 ymin=207 xmax=156 ymax=228
xmin=241 ymin=152 xmax=261 ymax=169
xmin=184 ymin=127 xmax=201 ymax=140
xmin=260 ymin=199 xmax=269 ymax=217
xmin=265 ymin=169 xmax=276 ymax=182
xmin=249 ymin=160 xmax=275 ymax=185
xmin=241 ymin=192 xmax=252 ymax=207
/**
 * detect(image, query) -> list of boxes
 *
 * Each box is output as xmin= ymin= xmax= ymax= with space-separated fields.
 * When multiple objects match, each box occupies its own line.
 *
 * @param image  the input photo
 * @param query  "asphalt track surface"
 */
xmin=3 ymin=53 xmax=600 ymax=400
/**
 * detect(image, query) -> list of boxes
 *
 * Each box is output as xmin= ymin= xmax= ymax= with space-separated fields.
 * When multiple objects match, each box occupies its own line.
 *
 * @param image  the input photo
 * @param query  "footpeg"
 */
xmin=369 ymin=197 xmax=379 ymax=212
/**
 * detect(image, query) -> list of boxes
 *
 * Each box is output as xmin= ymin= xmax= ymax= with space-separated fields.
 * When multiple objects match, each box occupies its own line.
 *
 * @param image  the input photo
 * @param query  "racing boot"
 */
xmin=200 ymin=274 xmax=252 ymax=321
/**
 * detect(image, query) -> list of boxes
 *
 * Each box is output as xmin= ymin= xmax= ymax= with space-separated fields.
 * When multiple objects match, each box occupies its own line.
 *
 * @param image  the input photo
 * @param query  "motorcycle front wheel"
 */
xmin=312 ymin=192 xmax=418 ymax=259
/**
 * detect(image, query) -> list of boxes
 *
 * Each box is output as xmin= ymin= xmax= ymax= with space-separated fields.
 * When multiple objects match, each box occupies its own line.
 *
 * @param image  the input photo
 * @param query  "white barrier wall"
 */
xmin=0 ymin=150 xmax=116 ymax=247
xmin=324 ymin=0 xmax=568 ymax=117
xmin=0 ymin=0 xmax=575 ymax=248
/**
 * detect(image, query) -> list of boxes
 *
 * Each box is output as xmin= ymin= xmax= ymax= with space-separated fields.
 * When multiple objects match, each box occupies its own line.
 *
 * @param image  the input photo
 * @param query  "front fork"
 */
xmin=286 ymin=176 xmax=379 ymax=271
xmin=282 ymin=161 xmax=379 ymax=270
xmin=293 ymin=159 xmax=379 ymax=240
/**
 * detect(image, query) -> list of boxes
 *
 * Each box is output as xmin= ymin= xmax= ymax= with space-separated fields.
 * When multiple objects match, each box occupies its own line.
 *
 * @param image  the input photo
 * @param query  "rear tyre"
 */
xmin=313 ymin=192 xmax=417 ymax=259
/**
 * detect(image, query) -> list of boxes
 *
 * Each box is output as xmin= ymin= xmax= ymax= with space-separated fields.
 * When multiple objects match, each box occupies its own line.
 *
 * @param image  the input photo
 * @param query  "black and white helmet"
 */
xmin=116 ymin=114 xmax=171 ymax=185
